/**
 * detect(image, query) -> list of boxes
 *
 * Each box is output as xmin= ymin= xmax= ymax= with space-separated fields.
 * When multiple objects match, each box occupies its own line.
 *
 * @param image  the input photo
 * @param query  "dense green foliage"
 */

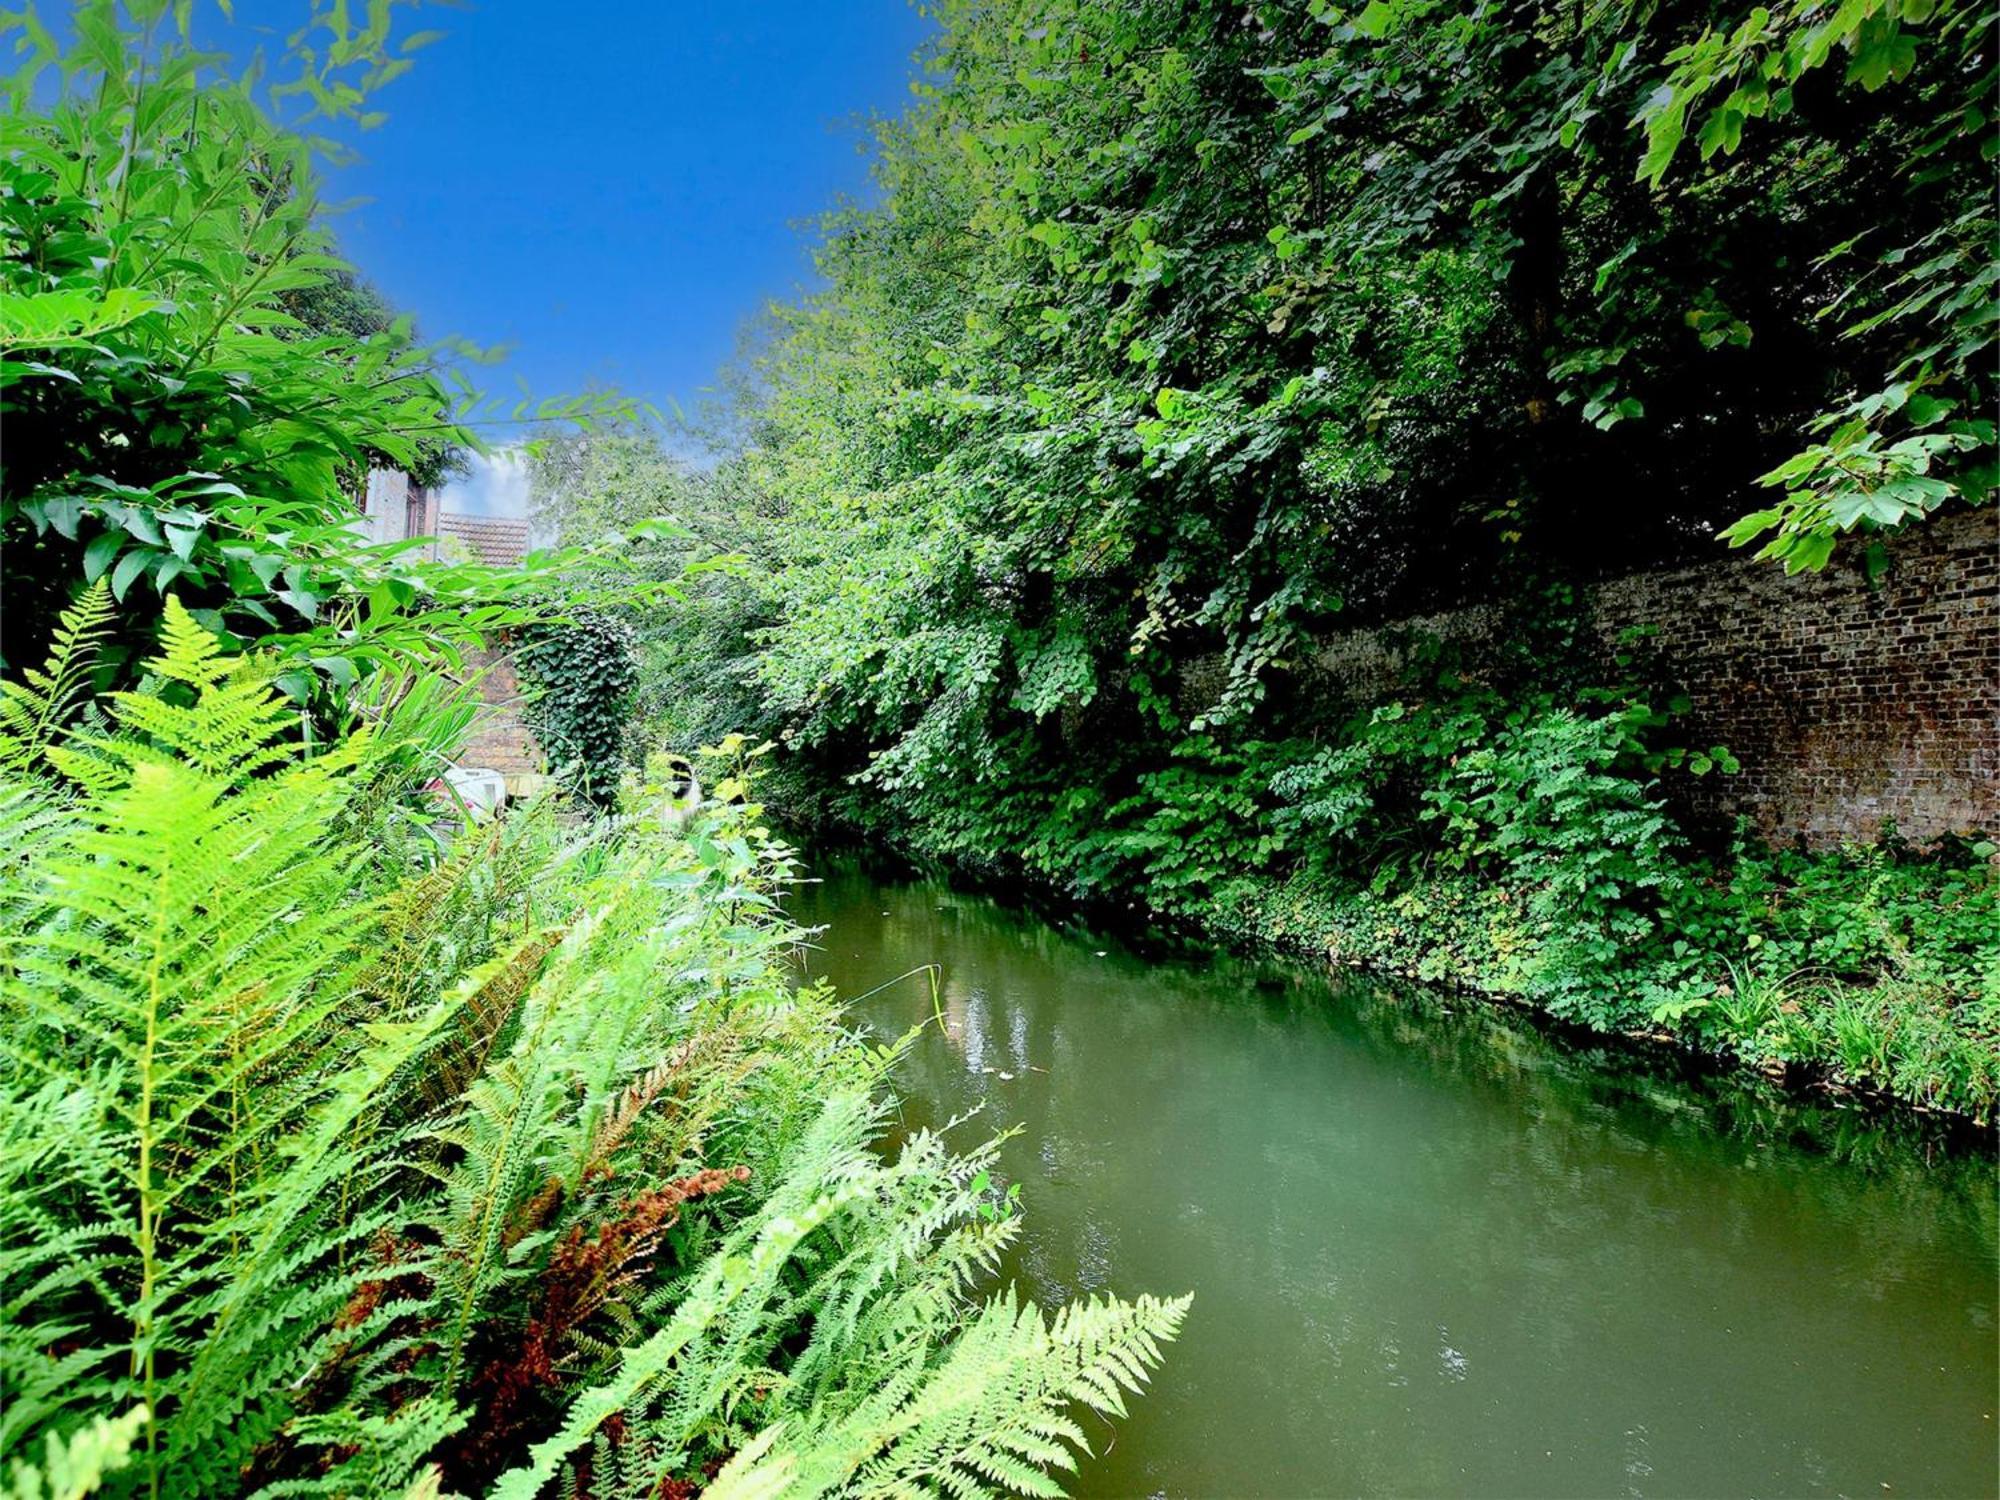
xmin=1 ymin=13 xmax=1187 ymax=1493
xmin=727 ymin=0 xmax=1996 ymax=750
xmin=527 ymin=426 xmax=774 ymax=762
xmin=0 ymin=600 xmax=1184 ymax=1497
xmin=605 ymin=0 xmax=1998 ymax=1115
xmin=517 ymin=612 xmax=641 ymax=811
xmin=0 ymin=1 xmax=628 ymax=705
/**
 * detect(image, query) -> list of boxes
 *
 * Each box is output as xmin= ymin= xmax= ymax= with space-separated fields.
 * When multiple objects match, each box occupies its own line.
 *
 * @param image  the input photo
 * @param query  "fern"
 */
xmin=2 ymin=1407 xmax=148 ymax=1500
xmin=2 ymin=604 xmax=388 ymax=1486
xmin=836 ymin=1291 xmax=1190 ymax=1498
xmin=504 ymin=1095 xmax=1185 ymax=1500
xmin=0 ymin=580 xmax=114 ymax=776
xmin=1 ymin=606 xmax=1183 ymax=1498
xmin=0 ymin=1079 xmax=126 ymax=1454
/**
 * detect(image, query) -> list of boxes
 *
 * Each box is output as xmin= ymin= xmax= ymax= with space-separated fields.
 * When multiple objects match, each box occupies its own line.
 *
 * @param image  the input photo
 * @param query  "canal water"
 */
xmin=785 ymin=856 xmax=1998 ymax=1499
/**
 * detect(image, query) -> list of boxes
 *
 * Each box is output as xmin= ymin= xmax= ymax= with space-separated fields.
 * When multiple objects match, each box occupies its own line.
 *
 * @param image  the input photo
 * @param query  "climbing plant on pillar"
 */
xmin=517 ymin=612 xmax=640 ymax=811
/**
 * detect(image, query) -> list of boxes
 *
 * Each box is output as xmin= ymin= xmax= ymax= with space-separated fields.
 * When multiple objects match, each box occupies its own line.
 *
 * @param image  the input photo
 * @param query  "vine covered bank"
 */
xmin=566 ymin=0 xmax=1999 ymax=1120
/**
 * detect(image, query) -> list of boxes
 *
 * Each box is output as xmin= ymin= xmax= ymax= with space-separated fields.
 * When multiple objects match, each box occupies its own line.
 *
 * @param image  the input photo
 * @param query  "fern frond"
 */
xmin=489 ymin=1099 xmax=886 ymax=1500
xmin=0 ymin=1077 xmax=127 ymax=1454
xmin=419 ymin=926 xmax=563 ymax=1110
xmin=0 ymin=1405 xmax=148 ymax=1500
xmin=699 ymin=1425 xmax=795 ymax=1500
xmin=835 ymin=1289 xmax=1191 ymax=1499
xmin=269 ymin=1397 xmax=468 ymax=1499
xmin=0 ymin=604 xmax=411 ymax=1489
xmin=2 ymin=605 xmax=1184 ymax=1496
xmin=0 ymin=580 xmax=114 ymax=776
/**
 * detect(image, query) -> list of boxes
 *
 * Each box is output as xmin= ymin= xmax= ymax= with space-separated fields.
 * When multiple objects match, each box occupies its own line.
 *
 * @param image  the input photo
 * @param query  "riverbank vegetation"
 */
xmin=0 ymin=605 xmax=1184 ymax=1498
xmin=567 ymin=0 xmax=1997 ymax=1118
xmin=0 ymin=7 xmax=1181 ymax=1493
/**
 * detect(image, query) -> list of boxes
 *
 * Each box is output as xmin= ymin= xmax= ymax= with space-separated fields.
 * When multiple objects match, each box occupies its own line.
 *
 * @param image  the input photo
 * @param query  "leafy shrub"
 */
xmin=1063 ymin=737 xmax=1296 ymax=912
xmin=1 ymin=2 xmax=631 ymax=710
xmin=0 ymin=601 xmax=1184 ymax=1497
xmin=1680 ymin=834 xmax=1999 ymax=995
xmin=1262 ymin=660 xmax=1696 ymax=1020
xmin=1641 ymin=836 xmax=2000 ymax=1114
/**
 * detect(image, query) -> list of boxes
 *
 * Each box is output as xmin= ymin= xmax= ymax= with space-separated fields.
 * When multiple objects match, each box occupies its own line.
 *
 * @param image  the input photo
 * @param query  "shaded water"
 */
xmin=786 ymin=857 xmax=1999 ymax=1499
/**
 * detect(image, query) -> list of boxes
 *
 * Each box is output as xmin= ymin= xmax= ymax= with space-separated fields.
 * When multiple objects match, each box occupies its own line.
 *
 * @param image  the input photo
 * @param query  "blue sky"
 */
xmin=293 ymin=3 xmax=933 ymax=513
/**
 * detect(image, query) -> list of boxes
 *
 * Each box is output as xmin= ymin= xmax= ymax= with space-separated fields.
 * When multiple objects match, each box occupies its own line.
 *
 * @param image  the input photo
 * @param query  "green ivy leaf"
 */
xmin=1352 ymin=0 xmax=1398 ymax=39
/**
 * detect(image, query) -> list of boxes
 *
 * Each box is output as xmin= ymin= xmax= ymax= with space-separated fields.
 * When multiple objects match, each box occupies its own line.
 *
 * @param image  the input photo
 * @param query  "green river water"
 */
xmin=785 ymin=857 xmax=1998 ymax=1499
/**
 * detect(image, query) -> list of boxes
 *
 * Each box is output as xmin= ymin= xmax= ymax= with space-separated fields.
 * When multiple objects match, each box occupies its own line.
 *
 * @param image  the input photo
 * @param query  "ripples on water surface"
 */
xmin=786 ymin=857 xmax=1998 ymax=1500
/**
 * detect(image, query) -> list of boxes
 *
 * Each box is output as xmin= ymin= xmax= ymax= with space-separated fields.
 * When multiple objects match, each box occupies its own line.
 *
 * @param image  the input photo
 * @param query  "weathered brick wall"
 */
xmin=1281 ymin=508 xmax=1997 ymax=847
xmin=420 ymin=509 xmax=546 ymax=793
xmin=437 ymin=514 xmax=531 ymax=567
xmin=455 ymin=647 xmax=542 ymax=783
xmin=1592 ymin=510 xmax=1995 ymax=845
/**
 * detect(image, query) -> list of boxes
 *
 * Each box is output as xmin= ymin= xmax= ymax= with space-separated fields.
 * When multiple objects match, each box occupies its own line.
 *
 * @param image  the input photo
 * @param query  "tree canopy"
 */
xmin=678 ymin=0 xmax=1993 ymax=783
xmin=1 ymin=0 xmax=632 ymax=700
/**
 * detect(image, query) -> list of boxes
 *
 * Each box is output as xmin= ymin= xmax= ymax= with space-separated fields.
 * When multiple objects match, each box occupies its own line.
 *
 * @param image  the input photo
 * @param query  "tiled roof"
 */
xmin=437 ymin=512 xmax=531 ymax=567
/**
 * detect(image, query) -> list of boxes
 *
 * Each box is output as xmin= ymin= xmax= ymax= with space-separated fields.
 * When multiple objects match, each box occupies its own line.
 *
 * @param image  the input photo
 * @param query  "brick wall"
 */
xmin=456 ymin=646 xmax=543 ymax=784
xmin=428 ymin=510 xmax=544 ymax=790
xmin=1591 ymin=510 xmax=1995 ymax=845
xmin=1254 ymin=509 xmax=1997 ymax=847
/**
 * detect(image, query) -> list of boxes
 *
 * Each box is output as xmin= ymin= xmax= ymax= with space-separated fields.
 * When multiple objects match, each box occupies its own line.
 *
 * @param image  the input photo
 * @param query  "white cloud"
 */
xmin=438 ymin=447 xmax=531 ymax=519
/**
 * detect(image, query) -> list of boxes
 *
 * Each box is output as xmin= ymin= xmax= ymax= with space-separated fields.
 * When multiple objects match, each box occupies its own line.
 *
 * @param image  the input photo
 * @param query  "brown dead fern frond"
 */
xmin=452 ymin=1167 xmax=751 ymax=1489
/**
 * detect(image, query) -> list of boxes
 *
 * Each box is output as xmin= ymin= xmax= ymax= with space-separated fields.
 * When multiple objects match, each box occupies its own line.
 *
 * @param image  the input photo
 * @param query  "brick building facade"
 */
xmin=358 ymin=471 xmax=544 ymax=786
xmin=434 ymin=516 xmax=543 ymax=786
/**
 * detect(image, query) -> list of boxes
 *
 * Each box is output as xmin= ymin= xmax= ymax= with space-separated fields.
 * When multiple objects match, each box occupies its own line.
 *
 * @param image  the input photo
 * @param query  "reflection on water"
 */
xmin=786 ymin=856 xmax=1999 ymax=1500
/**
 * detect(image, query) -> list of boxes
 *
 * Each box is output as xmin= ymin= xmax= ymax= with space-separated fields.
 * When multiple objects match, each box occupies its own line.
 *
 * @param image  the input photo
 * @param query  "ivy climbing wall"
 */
xmin=1299 ymin=508 xmax=1998 ymax=848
